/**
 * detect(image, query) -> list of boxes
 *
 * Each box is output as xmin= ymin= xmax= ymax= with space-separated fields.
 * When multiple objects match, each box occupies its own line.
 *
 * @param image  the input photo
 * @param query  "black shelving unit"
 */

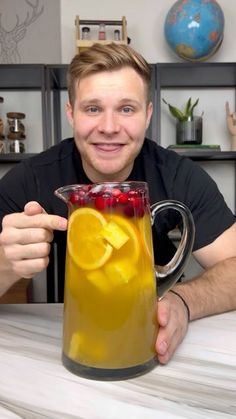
xmin=0 ymin=153 xmax=36 ymax=163
xmin=0 ymin=64 xmax=49 ymax=153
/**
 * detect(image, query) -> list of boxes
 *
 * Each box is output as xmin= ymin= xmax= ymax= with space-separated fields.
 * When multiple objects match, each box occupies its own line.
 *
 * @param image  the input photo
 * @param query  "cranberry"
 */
xmin=128 ymin=190 xmax=138 ymax=198
xmin=111 ymin=188 xmax=121 ymax=197
xmin=95 ymin=196 xmax=106 ymax=210
xmin=69 ymin=191 xmax=80 ymax=204
xmin=123 ymin=205 xmax=135 ymax=218
xmin=129 ymin=196 xmax=142 ymax=208
xmin=118 ymin=192 xmax=128 ymax=204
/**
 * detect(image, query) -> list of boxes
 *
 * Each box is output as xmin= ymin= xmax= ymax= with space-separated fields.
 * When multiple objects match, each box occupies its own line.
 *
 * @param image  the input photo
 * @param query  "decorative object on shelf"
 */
xmin=168 ymin=144 xmax=221 ymax=153
xmin=225 ymin=102 xmax=236 ymax=151
xmin=75 ymin=16 xmax=128 ymax=54
xmin=98 ymin=23 xmax=106 ymax=40
xmin=81 ymin=27 xmax=90 ymax=40
xmin=163 ymin=97 xmax=203 ymax=144
xmin=164 ymin=0 xmax=225 ymax=62
xmin=114 ymin=29 xmax=121 ymax=41
xmin=6 ymin=112 xmax=26 ymax=153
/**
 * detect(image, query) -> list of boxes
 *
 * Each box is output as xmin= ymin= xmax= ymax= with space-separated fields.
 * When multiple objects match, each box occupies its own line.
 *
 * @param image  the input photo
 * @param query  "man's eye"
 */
xmin=87 ymin=106 xmax=99 ymax=113
xmin=122 ymin=107 xmax=133 ymax=114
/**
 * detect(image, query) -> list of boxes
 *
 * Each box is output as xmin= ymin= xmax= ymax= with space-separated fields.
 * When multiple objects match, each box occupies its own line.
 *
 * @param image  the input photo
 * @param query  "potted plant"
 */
xmin=162 ymin=97 xmax=203 ymax=144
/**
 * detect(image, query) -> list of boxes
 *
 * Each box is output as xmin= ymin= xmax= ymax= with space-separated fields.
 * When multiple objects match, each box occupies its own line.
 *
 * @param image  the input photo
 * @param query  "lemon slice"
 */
xmin=106 ymin=214 xmax=140 ymax=263
xmin=68 ymin=208 xmax=113 ymax=270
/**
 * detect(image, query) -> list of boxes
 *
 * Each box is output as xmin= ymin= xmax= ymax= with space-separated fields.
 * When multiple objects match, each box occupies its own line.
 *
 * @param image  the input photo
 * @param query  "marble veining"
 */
xmin=0 ymin=304 xmax=235 ymax=419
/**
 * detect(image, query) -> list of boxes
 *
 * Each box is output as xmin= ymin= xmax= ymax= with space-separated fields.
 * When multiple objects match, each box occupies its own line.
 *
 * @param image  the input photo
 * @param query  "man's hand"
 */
xmin=0 ymin=201 xmax=68 ymax=279
xmin=155 ymin=291 xmax=189 ymax=364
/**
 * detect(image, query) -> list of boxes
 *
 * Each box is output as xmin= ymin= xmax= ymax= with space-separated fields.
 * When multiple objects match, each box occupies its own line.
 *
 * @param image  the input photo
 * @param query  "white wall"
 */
xmin=60 ymin=0 xmax=236 ymax=63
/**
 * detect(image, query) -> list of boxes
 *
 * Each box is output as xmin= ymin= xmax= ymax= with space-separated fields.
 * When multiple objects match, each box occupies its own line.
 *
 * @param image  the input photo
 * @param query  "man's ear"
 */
xmin=66 ymin=102 xmax=74 ymax=128
xmin=146 ymin=102 xmax=153 ymax=129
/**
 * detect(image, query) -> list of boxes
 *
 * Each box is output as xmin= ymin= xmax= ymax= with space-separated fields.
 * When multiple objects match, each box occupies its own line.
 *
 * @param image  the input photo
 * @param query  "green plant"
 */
xmin=162 ymin=97 xmax=199 ymax=122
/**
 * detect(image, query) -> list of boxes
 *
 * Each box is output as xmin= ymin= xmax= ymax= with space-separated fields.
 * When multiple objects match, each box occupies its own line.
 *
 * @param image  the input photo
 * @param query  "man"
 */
xmin=0 ymin=43 xmax=235 ymax=364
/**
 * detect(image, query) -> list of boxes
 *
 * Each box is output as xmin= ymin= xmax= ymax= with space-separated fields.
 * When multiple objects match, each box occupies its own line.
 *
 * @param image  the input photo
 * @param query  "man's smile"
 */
xmin=92 ymin=143 xmax=125 ymax=153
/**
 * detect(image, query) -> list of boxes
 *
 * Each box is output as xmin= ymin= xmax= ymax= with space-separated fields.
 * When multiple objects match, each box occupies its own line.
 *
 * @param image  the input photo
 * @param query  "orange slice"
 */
xmin=67 ymin=208 xmax=113 ymax=270
xmin=138 ymin=213 xmax=154 ymax=261
xmin=106 ymin=214 xmax=140 ymax=263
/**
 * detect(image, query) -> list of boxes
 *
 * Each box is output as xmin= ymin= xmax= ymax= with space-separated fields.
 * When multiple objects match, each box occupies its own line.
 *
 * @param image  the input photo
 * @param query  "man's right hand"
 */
xmin=0 ymin=201 xmax=68 ymax=279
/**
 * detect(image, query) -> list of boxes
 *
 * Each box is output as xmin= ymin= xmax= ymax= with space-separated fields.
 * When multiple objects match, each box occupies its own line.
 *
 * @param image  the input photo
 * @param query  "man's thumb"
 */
xmin=24 ymin=201 xmax=47 ymax=216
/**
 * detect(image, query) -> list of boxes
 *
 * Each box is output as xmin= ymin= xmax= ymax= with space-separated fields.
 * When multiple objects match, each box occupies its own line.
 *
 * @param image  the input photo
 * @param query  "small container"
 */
xmin=82 ymin=26 xmax=90 ymax=40
xmin=114 ymin=29 xmax=120 ymax=41
xmin=98 ymin=23 xmax=106 ymax=40
xmin=6 ymin=112 xmax=26 ymax=153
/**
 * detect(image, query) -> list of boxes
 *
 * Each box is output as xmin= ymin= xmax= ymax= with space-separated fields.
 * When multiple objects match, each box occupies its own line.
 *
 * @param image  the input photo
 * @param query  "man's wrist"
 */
xmin=169 ymin=289 xmax=191 ymax=322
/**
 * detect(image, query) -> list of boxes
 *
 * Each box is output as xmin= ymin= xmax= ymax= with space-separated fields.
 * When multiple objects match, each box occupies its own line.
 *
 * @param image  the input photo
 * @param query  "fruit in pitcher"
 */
xmin=100 ymin=220 xmax=129 ymax=249
xmin=106 ymin=214 xmax=140 ymax=263
xmin=68 ymin=208 xmax=113 ymax=270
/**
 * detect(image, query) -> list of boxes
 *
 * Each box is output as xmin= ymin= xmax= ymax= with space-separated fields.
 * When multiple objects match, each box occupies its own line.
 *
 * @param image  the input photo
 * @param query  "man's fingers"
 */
xmin=0 ymin=227 xmax=53 ymax=245
xmin=2 ymin=212 xmax=67 ymax=231
xmin=24 ymin=201 xmax=46 ymax=215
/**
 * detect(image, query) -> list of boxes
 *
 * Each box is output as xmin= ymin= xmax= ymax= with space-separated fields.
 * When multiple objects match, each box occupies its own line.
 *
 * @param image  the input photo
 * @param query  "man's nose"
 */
xmin=97 ymin=111 xmax=120 ymax=134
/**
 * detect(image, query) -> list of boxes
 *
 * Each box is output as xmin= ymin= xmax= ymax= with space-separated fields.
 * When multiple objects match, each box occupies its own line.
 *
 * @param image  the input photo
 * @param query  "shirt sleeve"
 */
xmin=171 ymin=157 xmax=235 ymax=251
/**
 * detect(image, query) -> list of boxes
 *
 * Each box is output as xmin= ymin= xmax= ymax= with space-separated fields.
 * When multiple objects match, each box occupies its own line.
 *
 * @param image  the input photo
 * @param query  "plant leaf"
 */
xmin=162 ymin=99 xmax=186 ymax=121
xmin=190 ymin=98 xmax=199 ymax=118
xmin=184 ymin=97 xmax=192 ymax=116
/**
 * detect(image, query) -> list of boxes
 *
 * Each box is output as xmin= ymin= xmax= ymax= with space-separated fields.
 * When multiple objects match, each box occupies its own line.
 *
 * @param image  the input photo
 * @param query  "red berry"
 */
xmin=95 ymin=196 xmax=106 ymax=210
xmin=111 ymin=188 xmax=121 ymax=197
xmin=123 ymin=205 xmax=135 ymax=218
xmin=118 ymin=192 xmax=128 ymax=204
xmin=69 ymin=192 xmax=80 ymax=204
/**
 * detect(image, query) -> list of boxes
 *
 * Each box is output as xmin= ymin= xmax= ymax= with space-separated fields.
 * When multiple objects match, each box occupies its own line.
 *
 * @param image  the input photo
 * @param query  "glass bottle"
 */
xmin=98 ymin=23 xmax=106 ymax=40
xmin=114 ymin=29 xmax=120 ymax=41
xmin=82 ymin=26 xmax=90 ymax=40
xmin=7 ymin=112 xmax=26 ymax=153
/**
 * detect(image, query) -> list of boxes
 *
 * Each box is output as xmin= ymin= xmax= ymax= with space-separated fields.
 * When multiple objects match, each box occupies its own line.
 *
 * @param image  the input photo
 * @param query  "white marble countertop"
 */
xmin=0 ymin=304 xmax=235 ymax=419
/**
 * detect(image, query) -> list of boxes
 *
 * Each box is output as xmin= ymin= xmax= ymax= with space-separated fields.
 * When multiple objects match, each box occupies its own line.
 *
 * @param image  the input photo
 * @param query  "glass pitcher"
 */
xmin=55 ymin=181 xmax=195 ymax=380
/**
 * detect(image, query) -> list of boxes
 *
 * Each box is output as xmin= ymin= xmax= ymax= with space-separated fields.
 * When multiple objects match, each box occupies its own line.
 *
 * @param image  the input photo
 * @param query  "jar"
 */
xmin=114 ymin=29 xmax=120 ymax=41
xmin=6 ymin=112 xmax=26 ymax=153
xmin=82 ymin=26 xmax=90 ymax=40
xmin=98 ymin=23 xmax=106 ymax=40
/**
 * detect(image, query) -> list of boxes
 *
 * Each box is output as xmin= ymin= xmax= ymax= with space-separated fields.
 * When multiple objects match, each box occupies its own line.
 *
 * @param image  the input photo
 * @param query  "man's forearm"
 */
xmin=0 ymin=246 xmax=21 ymax=297
xmin=174 ymin=257 xmax=236 ymax=321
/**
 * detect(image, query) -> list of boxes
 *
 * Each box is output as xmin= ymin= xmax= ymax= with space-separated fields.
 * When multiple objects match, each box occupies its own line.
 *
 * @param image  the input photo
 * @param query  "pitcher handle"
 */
xmin=150 ymin=200 xmax=195 ymax=299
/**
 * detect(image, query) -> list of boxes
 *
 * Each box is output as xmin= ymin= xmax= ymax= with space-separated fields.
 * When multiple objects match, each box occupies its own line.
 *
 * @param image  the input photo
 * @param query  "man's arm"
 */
xmin=175 ymin=222 xmax=236 ymax=320
xmin=156 ymin=223 xmax=236 ymax=364
xmin=0 ymin=201 xmax=68 ymax=298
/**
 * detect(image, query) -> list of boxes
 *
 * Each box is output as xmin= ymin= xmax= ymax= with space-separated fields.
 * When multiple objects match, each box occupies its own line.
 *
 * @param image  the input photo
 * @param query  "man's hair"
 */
xmin=67 ymin=43 xmax=152 ymax=105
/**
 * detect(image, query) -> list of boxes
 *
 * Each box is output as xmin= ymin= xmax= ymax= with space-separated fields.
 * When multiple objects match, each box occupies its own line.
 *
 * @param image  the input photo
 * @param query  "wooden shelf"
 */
xmin=75 ymin=16 xmax=128 ymax=54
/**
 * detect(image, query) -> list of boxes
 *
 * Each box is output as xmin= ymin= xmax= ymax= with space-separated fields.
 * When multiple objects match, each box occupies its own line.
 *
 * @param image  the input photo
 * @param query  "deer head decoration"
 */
xmin=0 ymin=0 xmax=44 ymax=64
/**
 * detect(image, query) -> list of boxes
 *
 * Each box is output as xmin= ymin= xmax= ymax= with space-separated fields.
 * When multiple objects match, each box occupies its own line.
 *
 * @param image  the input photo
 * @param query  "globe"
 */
xmin=164 ymin=0 xmax=225 ymax=62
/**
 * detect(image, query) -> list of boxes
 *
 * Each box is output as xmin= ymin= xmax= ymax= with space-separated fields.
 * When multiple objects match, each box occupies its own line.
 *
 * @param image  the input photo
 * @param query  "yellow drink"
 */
xmin=62 ymin=182 xmax=158 ymax=379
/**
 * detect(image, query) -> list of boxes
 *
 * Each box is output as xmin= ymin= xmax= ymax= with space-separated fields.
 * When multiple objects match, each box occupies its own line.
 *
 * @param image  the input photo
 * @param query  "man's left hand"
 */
xmin=155 ymin=291 xmax=189 ymax=364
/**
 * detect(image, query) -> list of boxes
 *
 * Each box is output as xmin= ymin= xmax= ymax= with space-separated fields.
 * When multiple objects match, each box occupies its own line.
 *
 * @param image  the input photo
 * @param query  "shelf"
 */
xmin=0 ymin=153 xmax=36 ymax=163
xmin=172 ymin=151 xmax=236 ymax=161
xmin=157 ymin=63 xmax=236 ymax=88
xmin=0 ymin=65 xmax=45 ymax=90
xmin=76 ymin=40 xmax=127 ymax=48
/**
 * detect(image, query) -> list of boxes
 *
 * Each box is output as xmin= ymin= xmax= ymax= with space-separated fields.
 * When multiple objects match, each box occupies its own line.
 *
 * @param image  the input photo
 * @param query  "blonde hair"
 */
xmin=67 ymin=43 xmax=151 ymax=105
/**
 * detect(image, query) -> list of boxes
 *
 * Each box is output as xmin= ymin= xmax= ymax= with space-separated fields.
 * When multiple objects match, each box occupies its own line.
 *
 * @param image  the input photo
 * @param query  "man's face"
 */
xmin=66 ymin=67 xmax=153 ymax=182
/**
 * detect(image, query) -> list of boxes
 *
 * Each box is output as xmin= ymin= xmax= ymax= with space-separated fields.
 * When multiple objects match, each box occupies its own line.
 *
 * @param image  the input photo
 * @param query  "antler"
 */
xmin=23 ymin=0 xmax=44 ymax=27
